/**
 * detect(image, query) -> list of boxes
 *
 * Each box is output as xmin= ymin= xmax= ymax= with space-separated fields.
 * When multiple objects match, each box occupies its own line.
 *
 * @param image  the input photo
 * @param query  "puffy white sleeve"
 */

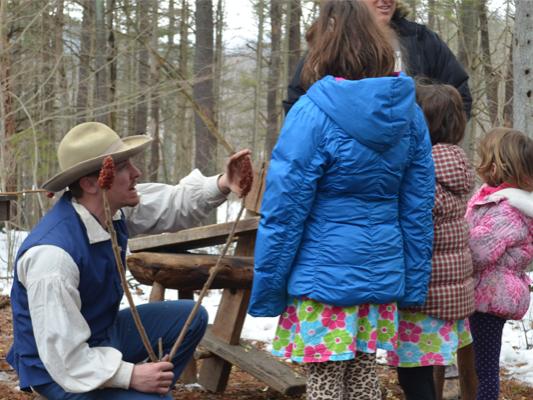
xmin=123 ymin=169 xmax=228 ymax=236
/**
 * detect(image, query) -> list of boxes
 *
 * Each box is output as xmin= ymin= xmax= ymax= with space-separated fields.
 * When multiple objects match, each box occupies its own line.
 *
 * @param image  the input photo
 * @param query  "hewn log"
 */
xmin=200 ymin=328 xmax=306 ymax=396
xmin=128 ymin=217 xmax=259 ymax=252
xmin=127 ymin=252 xmax=253 ymax=291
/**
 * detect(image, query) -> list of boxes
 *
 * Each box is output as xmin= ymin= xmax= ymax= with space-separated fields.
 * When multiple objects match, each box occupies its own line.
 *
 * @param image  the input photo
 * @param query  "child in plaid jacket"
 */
xmin=388 ymin=83 xmax=476 ymax=400
xmin=465 ymin=127 xmax=533 ymax=400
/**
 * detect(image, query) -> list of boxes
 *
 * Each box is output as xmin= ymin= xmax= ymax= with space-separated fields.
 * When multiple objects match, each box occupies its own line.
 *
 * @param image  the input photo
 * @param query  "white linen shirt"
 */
xmin=16 ymin=170 xmax=227 ymax=393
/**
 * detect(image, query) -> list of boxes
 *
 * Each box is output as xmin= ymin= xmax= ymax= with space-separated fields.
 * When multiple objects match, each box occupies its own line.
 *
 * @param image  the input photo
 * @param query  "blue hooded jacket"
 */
xmin=248 ymin=74 xmax=435 ymax=317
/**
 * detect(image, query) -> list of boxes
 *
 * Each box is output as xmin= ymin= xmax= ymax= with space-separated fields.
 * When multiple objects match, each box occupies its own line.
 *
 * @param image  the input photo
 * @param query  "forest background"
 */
xmin=0 ymin=0 xmax=532 ymax=273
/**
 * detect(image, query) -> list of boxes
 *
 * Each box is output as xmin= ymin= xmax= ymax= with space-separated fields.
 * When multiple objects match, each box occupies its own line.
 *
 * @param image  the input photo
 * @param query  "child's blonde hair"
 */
xmin=477 ymin=127 xmax=533 ymax=190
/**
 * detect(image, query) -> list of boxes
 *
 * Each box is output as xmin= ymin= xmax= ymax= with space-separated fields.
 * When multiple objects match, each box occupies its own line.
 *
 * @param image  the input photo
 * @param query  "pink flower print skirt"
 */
xmin=386 ymin=310 xmax=472 ymax=367
xmin=271 ymin=298 xmax=399 ymax=363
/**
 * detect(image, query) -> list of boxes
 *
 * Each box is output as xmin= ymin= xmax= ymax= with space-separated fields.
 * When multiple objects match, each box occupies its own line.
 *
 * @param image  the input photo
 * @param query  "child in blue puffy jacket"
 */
xmin=248 ymin=1 xmax=434 ymax=399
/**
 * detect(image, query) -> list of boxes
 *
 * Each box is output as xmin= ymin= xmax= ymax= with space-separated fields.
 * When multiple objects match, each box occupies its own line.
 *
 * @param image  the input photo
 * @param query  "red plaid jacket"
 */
xmin=409 ymin=143 xmax=476 ymax=320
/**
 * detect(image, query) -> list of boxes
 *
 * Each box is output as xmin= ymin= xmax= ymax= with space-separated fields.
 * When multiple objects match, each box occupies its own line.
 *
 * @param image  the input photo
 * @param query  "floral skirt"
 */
xmin=386 ymin=310 xmax=473 ymax=367
xmin=271 ymin=298 xmax=399 ymax=363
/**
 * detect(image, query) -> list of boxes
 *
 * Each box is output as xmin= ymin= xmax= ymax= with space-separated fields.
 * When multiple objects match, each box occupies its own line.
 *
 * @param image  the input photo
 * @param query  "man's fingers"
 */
xmin=158 ymin=361 xmax=174 ymax=371
xmin=231 ymin=149 xmax=251 ymax=159
xmin=157 ymin=386 xmax=171 ymax=395
xmin=159 ymin=371 xmax=174 ymax=381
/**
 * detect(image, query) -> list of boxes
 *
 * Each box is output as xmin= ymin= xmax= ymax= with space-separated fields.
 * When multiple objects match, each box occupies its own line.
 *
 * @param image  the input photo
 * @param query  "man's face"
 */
xmin=360 ymin=0 xmax=396 ymax=25
xmin=105 ymin=159 xmax=141 ymax=210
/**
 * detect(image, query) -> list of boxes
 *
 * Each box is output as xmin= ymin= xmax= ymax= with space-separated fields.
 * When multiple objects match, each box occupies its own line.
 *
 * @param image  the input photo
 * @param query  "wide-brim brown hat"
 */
xmin=42 ymin=122 xmax=152 ymax=192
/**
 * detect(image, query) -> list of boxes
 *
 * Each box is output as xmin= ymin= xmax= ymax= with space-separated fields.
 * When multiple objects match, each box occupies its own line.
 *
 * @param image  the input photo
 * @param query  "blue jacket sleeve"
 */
xmin=398 ymin=108 xmax=435 ymax=307
xmin=248 ymin=102 xmax=329 ymax=317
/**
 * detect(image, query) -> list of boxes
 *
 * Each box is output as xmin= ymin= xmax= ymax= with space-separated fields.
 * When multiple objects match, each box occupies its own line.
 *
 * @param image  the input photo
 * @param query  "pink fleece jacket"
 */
xmin=465 ymin=185 xmax=533 ymax=320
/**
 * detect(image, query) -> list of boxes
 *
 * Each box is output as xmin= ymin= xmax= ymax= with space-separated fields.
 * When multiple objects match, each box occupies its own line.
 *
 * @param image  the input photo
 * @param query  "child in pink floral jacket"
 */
xmin=465 ymin=127 xmax=533 ymax=400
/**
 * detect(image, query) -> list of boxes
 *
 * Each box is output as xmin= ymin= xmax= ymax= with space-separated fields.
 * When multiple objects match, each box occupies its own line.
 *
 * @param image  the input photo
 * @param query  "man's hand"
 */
xmin=130 ymin=361 xmax=174 ymax=394
xmin=217 ymin=149 xmax=253 ymax=198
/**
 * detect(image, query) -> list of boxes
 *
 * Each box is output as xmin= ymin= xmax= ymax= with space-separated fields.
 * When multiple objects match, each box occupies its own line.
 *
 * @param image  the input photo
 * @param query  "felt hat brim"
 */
xmin=42 ymin=135 xmax=152 ymax=192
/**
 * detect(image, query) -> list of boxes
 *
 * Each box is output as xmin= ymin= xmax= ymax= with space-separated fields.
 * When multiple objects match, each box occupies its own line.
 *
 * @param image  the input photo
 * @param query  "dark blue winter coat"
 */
xmin=248 ymin=74 xmax=435 ymax=317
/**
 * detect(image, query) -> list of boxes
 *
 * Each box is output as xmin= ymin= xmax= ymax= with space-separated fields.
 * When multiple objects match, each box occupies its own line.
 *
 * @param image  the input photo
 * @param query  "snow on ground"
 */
xmin=1 ymin=199 xmax=533 ymax=386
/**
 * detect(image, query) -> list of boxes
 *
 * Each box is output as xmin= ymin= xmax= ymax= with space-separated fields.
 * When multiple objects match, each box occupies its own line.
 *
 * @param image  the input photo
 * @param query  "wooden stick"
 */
xmin=168 ymin=200 xmax=247 ymax=361
xmin=0 ymin=189 xmax=48 ymax=196
xmin=102 ymin=191 xmax=158 ymax=362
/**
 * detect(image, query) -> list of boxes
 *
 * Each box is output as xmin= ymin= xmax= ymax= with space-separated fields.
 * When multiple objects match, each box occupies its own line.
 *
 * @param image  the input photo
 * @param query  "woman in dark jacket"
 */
xmin=283 ymin=0 xmax=472 ymax=118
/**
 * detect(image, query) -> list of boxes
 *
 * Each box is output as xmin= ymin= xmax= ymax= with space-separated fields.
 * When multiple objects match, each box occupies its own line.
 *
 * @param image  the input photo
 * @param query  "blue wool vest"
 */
xmin=7 ymin=193 xmax=128 ymax=391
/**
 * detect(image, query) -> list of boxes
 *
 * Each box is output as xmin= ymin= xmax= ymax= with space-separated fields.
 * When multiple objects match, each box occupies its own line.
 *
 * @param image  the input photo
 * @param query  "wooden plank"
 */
xmin=127 ymin=253 xmax=253 ymax=291
xmin=200 ymin=328 xmax=306 ymax=396
xmin=128 ymin=217 xmax=259 ymax=253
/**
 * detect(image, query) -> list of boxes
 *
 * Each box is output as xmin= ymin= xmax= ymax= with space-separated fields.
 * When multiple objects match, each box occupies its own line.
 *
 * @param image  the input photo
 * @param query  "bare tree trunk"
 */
xmin=76 ymin=0 xmax=94 ymax=124
xmin=265 ymin=0 xmax=282 ymax=158
xmin=39 ymin=6 xmax=55 ymax=185
xmin=213 ymin=0 xmax=223 ymax=127
xmin=252 ymin=0 xmax=265 ymax=162
xmin=107 ymin=0 xmax=117 ymax=129
xmin=55 ymin=0 xmax=69 ymax=133
xmin=513 ymin=0 xmax=533 ymax=135
xmin=502 ymin=0 xmax=513 ymax=127
xmin=478 ymin=0 xmax=498 ymax=124
xmin=135 ymin=1 xmax=149 ymax=136
xmin=504 ymin=34 xmax=513 ymax=127
xmin=159 ymin=0 xmax=177 ymax=183
xmin=149 ymin=0 xmax=160 ymax=181
xmin=94 ymin=0 xmax=109 ymax=124
xmin=0 ymin=0 xmax=16 ymax=192
xmin=457 ymin=0 xmax=478 ymax=72
xmin=193 ymin=0 xmax=216 ymax=175
xmin=287 ymin=0 xmax=301 ymax=79
xmin=174 ymin=0 xmax=192 ymax=181
xmin=427 ymin=0 xmax=435 ymax=30
xmin=456 ymin=0 xmax=478 ymax=158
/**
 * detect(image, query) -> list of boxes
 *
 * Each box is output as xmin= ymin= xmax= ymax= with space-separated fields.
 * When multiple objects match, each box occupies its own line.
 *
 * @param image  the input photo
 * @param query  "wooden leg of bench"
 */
xmin=149 ymin=282 xmax=165 ymax=302
xmin=198 ymin=288 xmax=251 ymax=392
xmin=178 ymin=290 xmax=198 ymax=384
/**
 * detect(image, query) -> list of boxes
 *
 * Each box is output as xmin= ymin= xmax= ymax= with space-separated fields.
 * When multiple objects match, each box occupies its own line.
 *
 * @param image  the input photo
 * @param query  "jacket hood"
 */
xmin=487 ymin=188 xmax=533 ymax=218
xmin=433 ymin=143 xmax=474 ymax=196
xmin=306 ymin=75 xmax=416 ymax=153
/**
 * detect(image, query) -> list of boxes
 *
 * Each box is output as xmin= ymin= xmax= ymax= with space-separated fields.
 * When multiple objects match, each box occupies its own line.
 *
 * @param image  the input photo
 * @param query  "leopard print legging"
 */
xmin=306 ymin=352 xmax=381 ymax=400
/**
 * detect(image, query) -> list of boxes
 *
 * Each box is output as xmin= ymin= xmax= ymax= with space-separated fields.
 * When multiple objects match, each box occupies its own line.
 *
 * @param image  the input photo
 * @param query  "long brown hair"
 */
xmin=477 ymin=127 xmax=533 ymax=190
xmin=301 ymin=0 xmax=395 ymax=89
xmin=416 ymin=82 xmax=466 ymax=145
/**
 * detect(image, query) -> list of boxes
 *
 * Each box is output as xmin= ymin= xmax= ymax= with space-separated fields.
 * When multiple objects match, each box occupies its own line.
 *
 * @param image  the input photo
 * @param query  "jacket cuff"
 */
xmin=204 ymin=174 xmax=229 ymax=199
xmin=104 ymin=361 xmax=134 ymax=389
